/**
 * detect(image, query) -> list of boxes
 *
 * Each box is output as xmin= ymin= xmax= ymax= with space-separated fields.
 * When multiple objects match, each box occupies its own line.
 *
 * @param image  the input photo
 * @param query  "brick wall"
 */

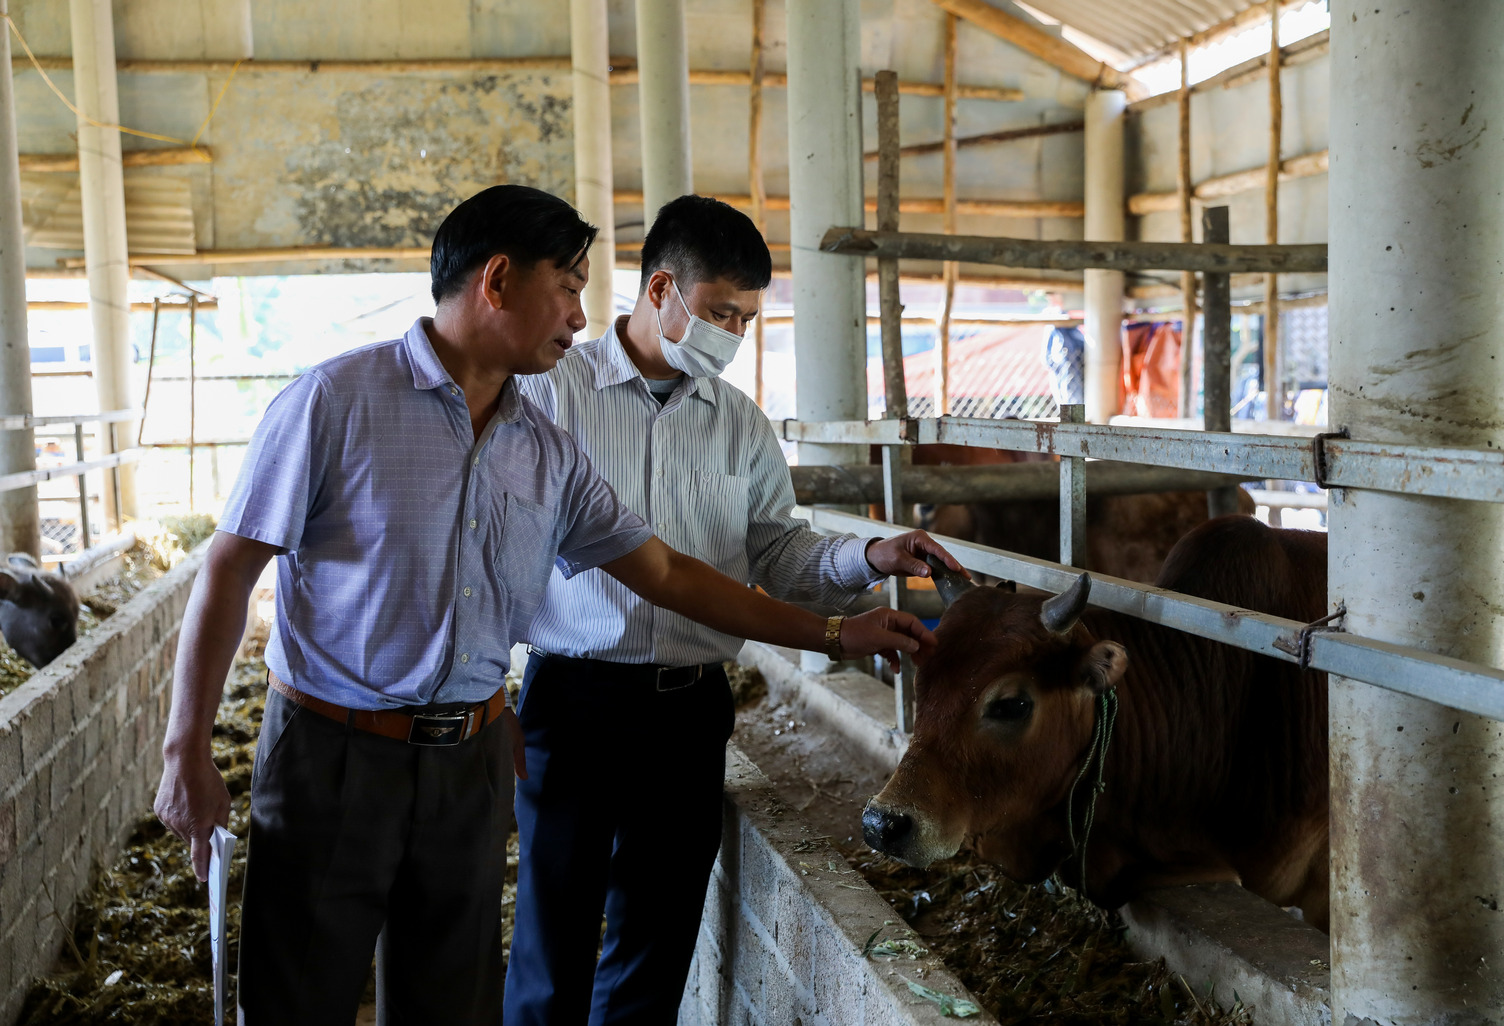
xmin=0 ymin=547 xmax=206 ymax=1026
xmin=678 ymin=745 xmax=996 ymax=1026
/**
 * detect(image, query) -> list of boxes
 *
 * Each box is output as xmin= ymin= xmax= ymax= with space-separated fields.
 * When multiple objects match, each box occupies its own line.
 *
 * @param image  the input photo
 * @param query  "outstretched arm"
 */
xmin=154 ymin=531 xmax=276 ymax=881
xmin=602 ymin=537 xmax=935 ymax=666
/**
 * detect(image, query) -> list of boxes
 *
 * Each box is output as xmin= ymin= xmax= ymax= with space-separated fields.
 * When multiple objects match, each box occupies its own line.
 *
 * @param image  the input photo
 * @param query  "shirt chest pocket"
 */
xmin=686 ymin=471 xmax=750 ymax=567
xmin=496 ymin=494 xmax=560 ymax=629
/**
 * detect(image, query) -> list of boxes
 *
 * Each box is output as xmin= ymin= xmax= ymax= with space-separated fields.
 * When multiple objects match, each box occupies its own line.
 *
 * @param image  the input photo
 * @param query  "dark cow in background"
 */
xmin=909 ymin=443 xmax=1255 ymax=583
xmin=0 ymin=552 xmax=80 ymax=668
xmin=863 ymin=516 xmax=1331 ymax=929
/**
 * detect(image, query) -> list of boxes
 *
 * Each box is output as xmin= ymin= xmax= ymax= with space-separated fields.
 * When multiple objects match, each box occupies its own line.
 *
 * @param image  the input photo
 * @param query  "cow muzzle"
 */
xmin=862 ymin=802 xmax=913 ymax=853
xmin=862 ymin=797 xmax=958 ymax=867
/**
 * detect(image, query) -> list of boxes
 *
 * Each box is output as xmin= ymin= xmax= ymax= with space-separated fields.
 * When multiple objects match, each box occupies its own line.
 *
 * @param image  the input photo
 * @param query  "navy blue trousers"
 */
xmin=504 ymin=654 xmax=733 ymax=1026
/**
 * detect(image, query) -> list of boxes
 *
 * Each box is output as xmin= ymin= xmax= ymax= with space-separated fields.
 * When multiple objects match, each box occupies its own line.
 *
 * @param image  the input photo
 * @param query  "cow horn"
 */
xmin=925 ymin=553 xmax=975 ymax=608
xmin=1040 ymin=572 xmax=1092 ymax=634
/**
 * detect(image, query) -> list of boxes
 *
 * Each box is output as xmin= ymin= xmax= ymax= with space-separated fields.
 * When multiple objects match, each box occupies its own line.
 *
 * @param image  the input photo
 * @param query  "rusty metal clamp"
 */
xmin=1273 ymin=602 xmax=1347 ymax=671
xmin=896 ymin=417 xmax=921 ymax=443
xmin=1310 ymin=427 xmax=1350 ymax=489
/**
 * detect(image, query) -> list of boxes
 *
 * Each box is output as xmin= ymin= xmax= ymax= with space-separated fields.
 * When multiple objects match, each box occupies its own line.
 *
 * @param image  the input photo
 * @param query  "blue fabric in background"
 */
xmin=1045 ymin=326 xmax=1086 ymax=406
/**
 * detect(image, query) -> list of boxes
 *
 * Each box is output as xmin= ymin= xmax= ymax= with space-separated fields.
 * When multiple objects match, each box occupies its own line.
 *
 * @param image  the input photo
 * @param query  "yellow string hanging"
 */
xmin=4 ymin=14 xmax=241 ymax=160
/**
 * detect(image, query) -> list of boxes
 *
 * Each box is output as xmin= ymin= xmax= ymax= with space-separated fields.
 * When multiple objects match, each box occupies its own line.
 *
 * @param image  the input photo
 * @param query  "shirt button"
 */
xmin=449 ymin=386 xmax=459 ymax=396
xmin=472 ymin=457 xmax=479 ymax=466
xmin=469 ymin=518 xmax=478 ymax=529
xmin=460 ymin=653 xmax=470 ymax=664
xmin=463 ymin=586 xmax=473 ymax=597
xmin=657 ymin=523 xmax=666 ymax=532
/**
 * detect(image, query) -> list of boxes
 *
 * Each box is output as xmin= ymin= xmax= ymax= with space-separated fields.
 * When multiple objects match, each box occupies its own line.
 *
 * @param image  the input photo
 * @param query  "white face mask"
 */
xmin=654 ymin=278 xmax=743 ymax=378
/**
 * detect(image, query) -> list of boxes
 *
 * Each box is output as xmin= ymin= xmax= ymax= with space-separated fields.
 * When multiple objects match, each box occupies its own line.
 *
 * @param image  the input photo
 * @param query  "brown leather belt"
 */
xmin=267 ymin=670 xmax=506 ymax=747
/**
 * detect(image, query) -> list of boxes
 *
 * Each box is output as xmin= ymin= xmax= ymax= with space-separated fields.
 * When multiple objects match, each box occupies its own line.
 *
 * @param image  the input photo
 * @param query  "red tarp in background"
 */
xmin=1120 ymin=321 xmax=1182 ymax=418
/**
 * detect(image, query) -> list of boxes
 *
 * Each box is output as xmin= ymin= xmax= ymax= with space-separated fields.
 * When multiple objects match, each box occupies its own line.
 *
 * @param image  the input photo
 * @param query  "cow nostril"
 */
xmin=861 ymin=804 xmax=913 ymax=853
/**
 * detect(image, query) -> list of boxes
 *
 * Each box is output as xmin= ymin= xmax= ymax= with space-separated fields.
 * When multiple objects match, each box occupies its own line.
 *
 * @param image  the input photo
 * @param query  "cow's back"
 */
xmin=1084 ymin=516 xmax=1329 ymax=917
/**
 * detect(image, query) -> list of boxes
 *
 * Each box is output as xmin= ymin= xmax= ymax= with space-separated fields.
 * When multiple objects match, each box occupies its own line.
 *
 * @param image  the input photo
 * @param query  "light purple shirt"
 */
xmin=219 ymin=318 xmax=653 ymax=710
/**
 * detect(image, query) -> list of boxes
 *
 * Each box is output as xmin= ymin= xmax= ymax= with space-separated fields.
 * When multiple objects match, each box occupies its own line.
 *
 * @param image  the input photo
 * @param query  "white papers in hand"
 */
xmin=209 ymin=825 xmax=238 ymax=1025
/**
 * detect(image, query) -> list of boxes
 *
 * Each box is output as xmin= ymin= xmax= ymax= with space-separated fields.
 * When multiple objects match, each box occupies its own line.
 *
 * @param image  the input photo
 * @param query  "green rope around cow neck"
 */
xmin=1063 ymin=687 xmax=1119 ymax=897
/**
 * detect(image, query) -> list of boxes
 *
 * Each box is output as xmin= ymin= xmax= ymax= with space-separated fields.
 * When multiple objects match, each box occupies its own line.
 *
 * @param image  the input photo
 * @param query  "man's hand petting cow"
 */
xmin=863 ymin=515 xmax=1332 ymax=931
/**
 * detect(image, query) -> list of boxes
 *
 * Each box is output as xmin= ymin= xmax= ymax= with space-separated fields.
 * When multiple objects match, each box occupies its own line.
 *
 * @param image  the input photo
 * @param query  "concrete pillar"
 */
xmin=0 ymin=0 xmax=40 ymax=558
xmin=787 ymin=0 xmax=866 ymax=675
xmin=69 ymin=0 xmax=137 ymax=524
xmin=634 ymin=0 xmax=691 ymax=227
xmin=1083 ymin=88 xmax=1125 ymax=424
xmin=572 ymin=0 xmax=616 ymax=337
xmin=786 ymin=0 xmax=866 ymax=464
xmin=1328 ymin=3 xmax=1504 ymax=1023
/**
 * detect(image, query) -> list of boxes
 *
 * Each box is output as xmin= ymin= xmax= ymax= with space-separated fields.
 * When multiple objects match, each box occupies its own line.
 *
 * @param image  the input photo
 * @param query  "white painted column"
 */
xmin=634 ymin=0 xmax=691 ymax=228
xmin=787 ymin=0 xmax=867 ymax=674
xmin=0 ymin=0 xmax=39 ymax=558
xmin=786 ymin=0 xmax=866 ymax=465
xmin=1082 ymin=88 xmax=1125 ymax=424
xmin=1328 ymin=3 xmax=1504 ymax=1023
xmin=572 ymin=0 xmax=616 ymax=337
xmin=69 ymin=0 xmax=136 ymax=523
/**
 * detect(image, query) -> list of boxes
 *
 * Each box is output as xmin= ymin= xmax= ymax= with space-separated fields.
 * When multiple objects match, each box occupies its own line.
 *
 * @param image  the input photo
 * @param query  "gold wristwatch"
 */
xmin=824 ymin=615 xmax=845 ymax=661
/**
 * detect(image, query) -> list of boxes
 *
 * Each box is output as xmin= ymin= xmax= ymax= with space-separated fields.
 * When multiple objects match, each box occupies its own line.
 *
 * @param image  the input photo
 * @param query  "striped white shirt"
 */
xmin=517 ymin=319 xmax=883 ymax=666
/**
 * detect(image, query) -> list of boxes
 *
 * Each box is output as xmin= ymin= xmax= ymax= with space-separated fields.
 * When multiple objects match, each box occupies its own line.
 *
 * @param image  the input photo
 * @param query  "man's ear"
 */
xmin=645 ymin=269 xmax=674 ymax=311
xmin=479 ymin=253 xmax=512 ymax=311
xmin=1076 ymin=640 xmax=1128 ymax=694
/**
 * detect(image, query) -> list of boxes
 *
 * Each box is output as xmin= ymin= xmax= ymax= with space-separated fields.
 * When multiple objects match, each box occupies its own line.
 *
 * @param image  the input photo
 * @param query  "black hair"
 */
xmin=638 ymin=194 xmax=773 ymax=294
xmin=429 ymin=185 xmax=599 ymax=304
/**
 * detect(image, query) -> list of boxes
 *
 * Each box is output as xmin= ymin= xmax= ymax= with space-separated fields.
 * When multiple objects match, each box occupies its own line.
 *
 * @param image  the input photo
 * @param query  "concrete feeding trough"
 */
xmin=698 ymin=642 xmax=1333 ymax=1026
xmin=0 ymin=547 xmax=206 ymax=1025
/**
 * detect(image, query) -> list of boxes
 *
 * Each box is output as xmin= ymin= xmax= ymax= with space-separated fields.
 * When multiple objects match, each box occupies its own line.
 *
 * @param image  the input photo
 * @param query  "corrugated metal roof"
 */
xmin=1019 ymin=0 xmax=1261 ymax=60
xmin=21 ymin=175 xmax=197 ymax=255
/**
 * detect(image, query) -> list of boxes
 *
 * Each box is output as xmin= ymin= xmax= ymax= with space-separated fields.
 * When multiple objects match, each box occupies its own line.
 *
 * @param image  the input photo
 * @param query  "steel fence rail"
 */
xmin=778 ymin=417 xmax=1504 ymax=503
xmin=0 ymin=408 xmax=140 ymax=431
xmin=0 ymin=449 xmax=141 ymax=494
xmin=800 ymin=506 xmax=1504 ymax=722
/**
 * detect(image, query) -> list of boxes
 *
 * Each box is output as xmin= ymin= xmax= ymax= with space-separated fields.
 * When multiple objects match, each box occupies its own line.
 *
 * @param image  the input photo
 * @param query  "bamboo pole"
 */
xmin=1128 ymin=149 xmax=1327 ymax=214
xmin=19 ymin=146 xmax=213 ymax=172
xmin=614 ymin=189 xmax=1083 ymax=219
xmin=875 ymin=70 xmax=906 ymax=419
xmin=749 ymin=0 xmax=766 ymax=408
xmin=1176 ymin=38 xmax=1196 ymax=417
xmin=11 ymin=55 xmax=1024 ymax=102
xmin=936 ymin=13 xmax=958 ymax=417
xmin=1263 ymin=0 xmax=1284 ymax=421
xmin=862 ymin=119 xmax=1083 ymax=161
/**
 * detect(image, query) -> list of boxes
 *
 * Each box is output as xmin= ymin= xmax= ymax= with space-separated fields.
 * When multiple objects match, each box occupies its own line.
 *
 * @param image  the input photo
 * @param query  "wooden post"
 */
xmin=936 ymin=13 xmax=958 ymax=416
xmin=1201 ymin=206 xmax=1239 ymax=518
xmin=1176 ymin=37 xmax=1197 ymax=417
xmin=187 ymin=295 xmax=197 ymax=510
xmin=875 ymin=68 xmax=913 ymax=729
xmin=875 ymin=71 xmax=906 ymax=419
xmin=749 ymin=0 xmax=767 ymax=407
xmin=1264 ymin=0 xmax=1284 ymax=420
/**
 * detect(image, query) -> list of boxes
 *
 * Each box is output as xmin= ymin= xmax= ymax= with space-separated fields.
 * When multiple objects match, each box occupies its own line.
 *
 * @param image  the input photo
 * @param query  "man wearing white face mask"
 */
xmin=507 ymin=196 xmax=965 ymax=1025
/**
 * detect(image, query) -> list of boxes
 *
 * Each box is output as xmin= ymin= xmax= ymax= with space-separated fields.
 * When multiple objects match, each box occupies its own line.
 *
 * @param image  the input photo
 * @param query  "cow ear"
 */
xmin=0 ymin=569 xmax=16 ymax=598
xmin=1076 ymin=640 xmax=1128 ymax=694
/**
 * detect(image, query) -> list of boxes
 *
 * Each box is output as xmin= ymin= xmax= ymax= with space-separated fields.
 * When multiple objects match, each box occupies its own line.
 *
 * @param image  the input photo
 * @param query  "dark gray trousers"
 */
xmin=237 ymin=688 xmax=514 ymax=1025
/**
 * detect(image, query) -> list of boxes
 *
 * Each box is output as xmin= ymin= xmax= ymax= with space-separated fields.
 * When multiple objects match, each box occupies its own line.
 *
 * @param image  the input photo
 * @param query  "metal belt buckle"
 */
xmin=655 ymin=664 xmax=702 ymax=692
xmin=408 ymin=711 xmax=469 ymax=746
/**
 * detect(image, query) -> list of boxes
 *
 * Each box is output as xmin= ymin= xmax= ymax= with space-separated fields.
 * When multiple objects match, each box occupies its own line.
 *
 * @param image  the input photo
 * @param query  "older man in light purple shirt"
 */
xmin=152 ymin=185 xmax=935 ymax=1025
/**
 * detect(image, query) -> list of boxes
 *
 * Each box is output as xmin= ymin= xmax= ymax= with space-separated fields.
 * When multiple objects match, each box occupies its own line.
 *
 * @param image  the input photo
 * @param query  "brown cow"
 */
xmin=862 ymin=516 xmax=1330 ymax=929
xmin=909 ymin=443 xmax=1255 ymax=583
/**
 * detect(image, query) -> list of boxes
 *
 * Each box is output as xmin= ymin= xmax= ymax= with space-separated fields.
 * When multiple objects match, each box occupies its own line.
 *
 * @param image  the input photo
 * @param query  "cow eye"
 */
xmin=984 ymin=696 xmax=1033 ymax=722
